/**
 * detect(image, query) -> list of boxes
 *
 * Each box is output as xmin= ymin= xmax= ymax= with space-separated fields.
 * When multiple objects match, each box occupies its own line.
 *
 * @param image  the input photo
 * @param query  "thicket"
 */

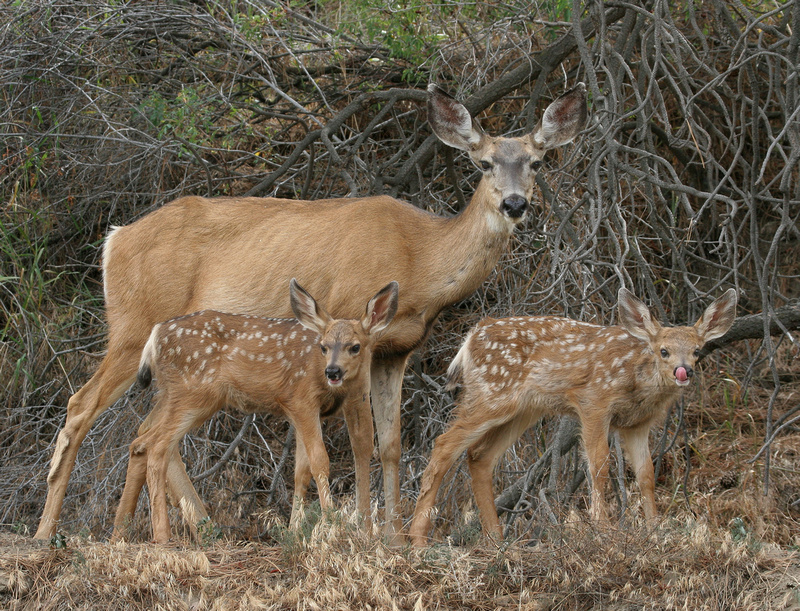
xmin=0 ymin=0 xmax=798 ymax=547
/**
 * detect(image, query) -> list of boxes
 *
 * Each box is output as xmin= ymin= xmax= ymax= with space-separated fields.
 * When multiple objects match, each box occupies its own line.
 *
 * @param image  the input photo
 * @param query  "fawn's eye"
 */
xmin=660 ymin=348 xmax=669 ymax=358
xmin=320 ymin=345 xmax=328 ymax=355
xmin=350 ymin=344 xmax=361 ymax=355
xmin=530 ymin=160 xmax=542 ymax=171
xmin=480 ymin=160 xmax=492 ymax=171
xmin=693 ymin=348 xmax=701 ymax=358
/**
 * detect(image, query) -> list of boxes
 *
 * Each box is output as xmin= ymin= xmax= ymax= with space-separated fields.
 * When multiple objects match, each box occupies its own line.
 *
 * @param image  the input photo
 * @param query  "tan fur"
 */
xmin=112 ymin=280 xmax=397 ymax=543
xmin=409 ymin=288 xmax=737 ymax=546
xmin=35 ymin=84 xmax=587 ymax=540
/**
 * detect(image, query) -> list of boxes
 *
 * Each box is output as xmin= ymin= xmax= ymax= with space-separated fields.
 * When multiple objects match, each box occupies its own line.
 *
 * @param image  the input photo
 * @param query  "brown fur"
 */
xmin=35 ymin=84 xmax=587 ymax=540
xmin=112 ymin=280 xmax=397 ymax=543
xmin=409 ymin=288 xmax=737 ymax=546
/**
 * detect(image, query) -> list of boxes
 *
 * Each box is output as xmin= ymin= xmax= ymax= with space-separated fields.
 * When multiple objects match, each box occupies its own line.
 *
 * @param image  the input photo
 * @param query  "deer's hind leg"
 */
xmin=136 ymin=407 xmax=209 ymax=533
xmin=408 ymin=400 xmax=519 ymax=546
xmin=144 ymin=391 xmax=216 ymax=543
xmin=466 ymin=409 xmax=543 ymax=540
xmin=36 ymin=336 xmax=142 ymax=540
xmin=112 ymin=432 xmax=151 ymax=542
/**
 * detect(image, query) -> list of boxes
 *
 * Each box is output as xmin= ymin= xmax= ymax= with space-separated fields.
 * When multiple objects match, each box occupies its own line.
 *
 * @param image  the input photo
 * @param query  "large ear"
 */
xmin=694 ymin=288 xmax=737 ymax=344
xmin=617 ymin=288 xmax=661 ymax=341
xmin=290 ymin=278 xmax=332 ymax=335
xmin=529 ymin=83 xmax=588 ymax=150
xmin=362 ymin=281 xmax=399 ymax=335
xmin=427 ymin=84 xmax=486 ymax=152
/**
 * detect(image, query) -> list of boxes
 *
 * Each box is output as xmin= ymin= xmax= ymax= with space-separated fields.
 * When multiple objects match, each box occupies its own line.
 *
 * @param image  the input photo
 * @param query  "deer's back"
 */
xmin=151 ymin=311 xmax=334 ymax=413
xmin=458 ymin=316 xmax=680 ymax=429
xmin=104 ymin=195 xmax=443 ymax=356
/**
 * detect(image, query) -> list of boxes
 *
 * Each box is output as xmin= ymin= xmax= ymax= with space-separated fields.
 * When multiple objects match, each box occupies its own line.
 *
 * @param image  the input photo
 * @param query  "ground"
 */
xmin=1 ymin=516 xmax=798 ymax=610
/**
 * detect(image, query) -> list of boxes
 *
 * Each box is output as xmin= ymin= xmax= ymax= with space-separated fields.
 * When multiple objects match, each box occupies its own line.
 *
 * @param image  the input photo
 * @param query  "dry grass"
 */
xmin=2 ymin=373 xmax=799 ymax=609
xmin=1 ymin=512 xmax=798 ymax=611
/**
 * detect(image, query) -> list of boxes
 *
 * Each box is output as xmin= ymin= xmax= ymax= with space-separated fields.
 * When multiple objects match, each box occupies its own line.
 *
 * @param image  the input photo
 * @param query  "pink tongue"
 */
xmin=676 ymin=367 xmax=688 ymax=383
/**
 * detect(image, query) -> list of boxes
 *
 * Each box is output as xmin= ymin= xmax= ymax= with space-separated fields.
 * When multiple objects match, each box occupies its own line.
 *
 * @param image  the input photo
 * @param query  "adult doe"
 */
xmin=409 ymin=288 xmax=737 ymax=545
xmin=36 ymin=83 xmax=587 ymax=541
xmin=112 ymin=279 xmax=397 ymax=543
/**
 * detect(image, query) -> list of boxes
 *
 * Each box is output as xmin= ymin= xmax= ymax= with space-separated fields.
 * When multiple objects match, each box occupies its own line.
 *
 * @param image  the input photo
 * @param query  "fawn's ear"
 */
xmin=290 ymin=278 xmax=332 ymax=335
xmin=694 ymin=288 xmax=737 ymax=344
xmin=362 ymin=281 xmax=399 ymax=335
xmin=617 ymin=288 xmax=662 ymax=341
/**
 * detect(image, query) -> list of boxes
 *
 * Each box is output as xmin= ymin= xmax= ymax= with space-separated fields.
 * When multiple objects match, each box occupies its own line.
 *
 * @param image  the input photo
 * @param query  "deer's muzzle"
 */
xmin=500 ymin=195 xmax=528 ymax=219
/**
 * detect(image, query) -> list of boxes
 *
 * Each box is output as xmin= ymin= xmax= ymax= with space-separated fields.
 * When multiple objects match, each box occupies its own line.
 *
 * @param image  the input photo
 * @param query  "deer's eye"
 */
xmin=693 ymin=348 xmax=700 ymax=358
xmin=480 ymin=160 xmax=492 ymax=171
xmin=660 ymin=348 xmax=669 ymax=358
xmin=320 ymin=345 xmax=328 ymax=355
xmin=350 ymin=344 xmax=361 ymax=355
xmin=530 ymin=160 xmax=542 ymax=171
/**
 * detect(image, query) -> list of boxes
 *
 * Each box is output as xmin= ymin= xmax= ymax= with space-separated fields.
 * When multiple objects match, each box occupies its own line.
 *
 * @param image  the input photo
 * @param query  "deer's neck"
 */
xmin=425 ymin=182 xmax=517 ymax=310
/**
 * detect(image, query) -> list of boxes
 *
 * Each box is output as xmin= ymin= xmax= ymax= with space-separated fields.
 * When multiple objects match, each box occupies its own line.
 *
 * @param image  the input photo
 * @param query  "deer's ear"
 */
xmin=695 ymin=288 xmax=737 ymax=344
xmin=290 ymin=278 xmax=332 ymax=334
xmin=529 ymin=83 xmax=588 ymax=150
xmin=362 ymin=281 xmax=399 ymax=335
xmin=617 ymin=288 xmax=661 ymax=341
xmin=427 ymin=84 xmax=485 ymax=152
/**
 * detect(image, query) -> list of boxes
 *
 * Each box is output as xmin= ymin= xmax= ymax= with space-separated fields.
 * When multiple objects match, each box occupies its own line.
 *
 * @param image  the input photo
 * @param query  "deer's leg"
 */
xmin=111 ymin=434 xmax=150 ymax=542
xmin=466 ymin=410 xmax=539 ymax=540
xmin=340 ymin=391 xmax=375 ymax=527
xmin=292 ymin=413 xmax=331 ymax=516
xmin=408 ymin=409 xmax=510 ymax=547
xmin=290 ymin=435 xmax=313 ymax=528
xmin=145 ymin=431 xmax=174 ymax=544
xmin=619 ymin=424 xmax=657 ymax=522
xmin=135 ymin=406 xmax=208 ymax=529
xmin=145 ymin=405 xmax=207 ymax=544
xmin=165 ymin=445 xmax=208 ymax=532
xmin=370 ymin=354 xmax=409 ymax=539
xmin=35 ymin=338 xmax=142 ymax=540
xmin=139 ymin=391 xmax=213 ymax=544
xmin=581 ymin=418 xmax=612 ymax=522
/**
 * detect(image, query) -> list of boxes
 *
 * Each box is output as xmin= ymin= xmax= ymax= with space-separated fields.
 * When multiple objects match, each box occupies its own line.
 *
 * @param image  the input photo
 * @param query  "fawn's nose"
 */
xmin=500 ymin=195 xmax=528 ymax=219
xmin=674 ymin=365 xmax=694 ymax=385
xmin=326 ymin=366 xmax=343 ymax=384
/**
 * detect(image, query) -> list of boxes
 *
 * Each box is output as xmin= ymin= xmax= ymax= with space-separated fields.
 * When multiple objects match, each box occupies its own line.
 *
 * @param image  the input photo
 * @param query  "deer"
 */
xmin=35 ymin=82 xmax=588 ymax=542
xmin=111 ymin=279 xmax=398 ymax=543
xmin=409 ymin=288 xmax=737 ymax=546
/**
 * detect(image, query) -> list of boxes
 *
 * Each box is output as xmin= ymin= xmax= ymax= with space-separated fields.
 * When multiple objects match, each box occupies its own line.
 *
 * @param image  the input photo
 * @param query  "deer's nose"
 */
xmin=674 ymin=365 xmax=694 ymax=385
xmin=500 ymin=195 xmax=528 ymax=219
xmin=326 ymin=366 xmax=343 ymax=383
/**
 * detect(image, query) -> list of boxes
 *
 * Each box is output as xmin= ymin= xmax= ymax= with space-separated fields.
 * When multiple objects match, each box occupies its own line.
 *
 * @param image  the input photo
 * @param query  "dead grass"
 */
xmin=4 ymin=348 xmax=794 ymax=610
xmin=1 ymin=512 xmax=798 ymax=610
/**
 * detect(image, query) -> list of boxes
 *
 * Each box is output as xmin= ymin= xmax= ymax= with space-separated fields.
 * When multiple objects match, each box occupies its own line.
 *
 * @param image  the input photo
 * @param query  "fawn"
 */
xmin=112 ymin=279 xmax=398 ymax=543
xmin=409 ymin=288 xmax=737 ymax=545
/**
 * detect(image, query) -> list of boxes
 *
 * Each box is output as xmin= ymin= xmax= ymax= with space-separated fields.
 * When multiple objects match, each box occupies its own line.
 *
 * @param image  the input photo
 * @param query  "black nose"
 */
xmin=325 ymin=366 xmax=342 ymax=381
xmin=500 ymin=195 xmax=528 ymax=218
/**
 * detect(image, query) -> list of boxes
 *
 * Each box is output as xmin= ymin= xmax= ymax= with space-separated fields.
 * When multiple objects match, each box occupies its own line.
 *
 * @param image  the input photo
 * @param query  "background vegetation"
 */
xmin=0 ymin=0 xmax=798 ymax=607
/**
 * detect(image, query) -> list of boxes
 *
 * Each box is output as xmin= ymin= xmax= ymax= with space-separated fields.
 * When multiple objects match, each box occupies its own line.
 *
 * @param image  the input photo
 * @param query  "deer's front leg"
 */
xmin=291 ymin=412 xmax=331 ymax=522
xmin=290 ymin=431 xmax=313 ymax=528
xmin=619 ymin=424 xmax=658 ymax=523
xmin=341 ymin=386 xmax=375 ymax=527
xmin=370 ymin=354 xmax=409 ymax=540
xmin=581 ymin=418 xmax=612 ymax=523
